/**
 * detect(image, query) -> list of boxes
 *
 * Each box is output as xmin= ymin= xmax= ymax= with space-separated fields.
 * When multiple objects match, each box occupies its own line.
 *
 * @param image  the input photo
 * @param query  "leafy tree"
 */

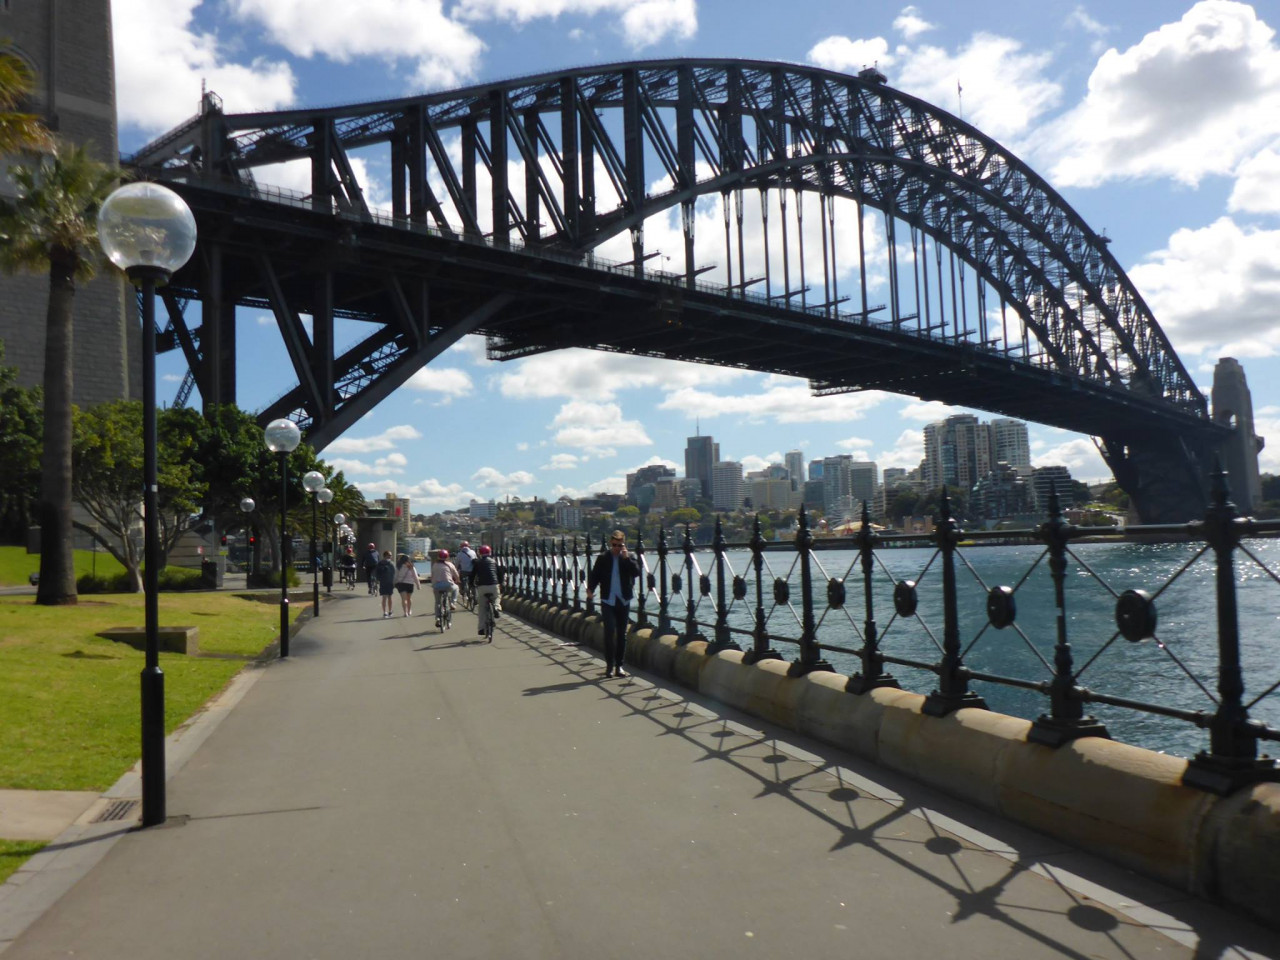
xmin=0 ymin=49 xmax=51 ymax=156
xmin=0 ymin=340 xmax=42 ymax=542
xmin=668 ymin=507 xmax=701 ymax=527
xmin=0 ymin=143 xmax=119 ymax=604
xmin=71 ymin=400 xmax=207 ymax=591
xmin=615 ymin=505 xmax=640 ymax=518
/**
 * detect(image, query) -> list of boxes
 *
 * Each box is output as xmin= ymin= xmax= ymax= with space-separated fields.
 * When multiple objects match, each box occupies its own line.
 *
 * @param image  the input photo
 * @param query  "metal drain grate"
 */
xmin=92 ymin=799 xmax=140 ymax=823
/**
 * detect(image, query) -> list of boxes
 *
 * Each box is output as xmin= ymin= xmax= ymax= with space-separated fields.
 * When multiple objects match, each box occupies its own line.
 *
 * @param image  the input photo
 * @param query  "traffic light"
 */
xmin=220 ymin=535 xmax=228 ymax=547
xmin=248 ymin=534 xmax=256 ymax=548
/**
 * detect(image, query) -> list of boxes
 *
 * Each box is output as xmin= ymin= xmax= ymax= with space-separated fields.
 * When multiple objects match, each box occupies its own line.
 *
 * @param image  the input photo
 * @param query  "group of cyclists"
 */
xmin=341 ymin=539 xmax=503 ymax=640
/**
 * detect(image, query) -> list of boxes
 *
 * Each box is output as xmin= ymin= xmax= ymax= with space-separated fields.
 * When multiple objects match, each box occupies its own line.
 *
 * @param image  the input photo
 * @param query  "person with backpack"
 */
xmin=430 ymin=549 xmax=462 ymax=629
xmin=362 ymin=543 xmax=380 ymax=595
xmin=374 ymin=550 xmax=397 ymax=618
xmin=473 ymin=545 xmax=503 ymax=638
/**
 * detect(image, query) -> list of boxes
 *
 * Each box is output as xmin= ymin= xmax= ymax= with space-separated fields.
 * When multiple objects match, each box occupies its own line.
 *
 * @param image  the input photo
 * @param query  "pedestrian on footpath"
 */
xmin=473 ymin=544 xmax=503 ymax=637
xmin=362 ymin=543 xmax=380 ymax=595
xmin=375 ymin=550 xmax=396 ymax=617
xmin=586 ymin=529 xmax=640 ymax=678
xmin=394 ymin=553 xmax=420 ymax=617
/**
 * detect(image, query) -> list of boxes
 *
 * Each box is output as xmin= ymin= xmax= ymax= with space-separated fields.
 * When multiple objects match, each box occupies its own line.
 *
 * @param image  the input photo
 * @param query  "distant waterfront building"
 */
xmin=684 ymin=433 xmax=719 ymax=506
xmin=469 ymin=499 xmax=498 ymax=519
xmin=370 ymin=494 xmax=412 ymax=536
xmin=554 ymin=501 xmax=583 ymax=529
xmin=809 ymin=460 xmax=824 ymax=481
xmin=802 ymin=479 xmax=825 ymax=512
xmin=850 ymin=461 xmax=878 ymax=512
xmin=923 ymin=415 xmax=991 ymax=492
xmin=1030 ymin=465 xmax=1074 ymax=511
xmin=972 ymin=463 xmax=1036 ymax=522
xmin=711 ymin=461 xmax=744 ymax=511
xmin=676 ymin=477 xmax=703 ymax=505
xmin=747 ymin=477 xmax=800 ymax=511
xmin=626 ymin=463 xmax=675 ymax=496
xmin=652 ymin=476 xmax=682 ymax=511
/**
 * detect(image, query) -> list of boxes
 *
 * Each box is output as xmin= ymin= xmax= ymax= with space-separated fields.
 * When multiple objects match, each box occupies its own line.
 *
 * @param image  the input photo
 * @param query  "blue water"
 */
xmin=552 ymin=540 xmax=1280 ymax=759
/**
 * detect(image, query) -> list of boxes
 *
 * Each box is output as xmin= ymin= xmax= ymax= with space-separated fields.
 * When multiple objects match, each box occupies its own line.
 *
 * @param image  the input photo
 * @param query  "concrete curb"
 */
xmin=505 ymin=596 xmax=1280 ymax=929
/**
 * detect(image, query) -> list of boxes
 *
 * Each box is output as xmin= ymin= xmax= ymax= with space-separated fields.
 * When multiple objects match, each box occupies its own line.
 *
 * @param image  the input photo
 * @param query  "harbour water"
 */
xmin=643 ymin=539 xmax=1280 ymax=759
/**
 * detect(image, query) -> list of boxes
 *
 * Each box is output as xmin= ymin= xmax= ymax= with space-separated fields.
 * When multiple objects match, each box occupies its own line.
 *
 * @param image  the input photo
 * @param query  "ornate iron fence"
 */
xmin=496 ymin=469 xmax=1280 ymax=796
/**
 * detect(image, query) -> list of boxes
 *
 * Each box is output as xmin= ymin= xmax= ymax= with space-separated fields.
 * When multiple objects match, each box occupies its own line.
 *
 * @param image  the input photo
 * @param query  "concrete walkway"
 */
xmin=2 ymin=590 xmax=1277 ymax=959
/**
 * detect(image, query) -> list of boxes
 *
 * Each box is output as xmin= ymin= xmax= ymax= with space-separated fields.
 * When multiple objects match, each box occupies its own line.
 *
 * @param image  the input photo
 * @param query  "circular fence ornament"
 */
xmin=671 ymin=573 xmax=683 ymax=594
xmin=987 ymin=585 xmax=1016 ymax=629
xmin=773 ymin=578 xmax=790 ymax=605
xmin=733 ymin=575 xmax=748 ymax=601
xmin=699 ymin=574 xmax=712 ymax=597
xmin=1115 ymin=589 xmax=1157 ymax=642
xmin=827 ymin=578 xmax=846 ymax=609
xmin=893 ymin=580 xmax=918 ymax=617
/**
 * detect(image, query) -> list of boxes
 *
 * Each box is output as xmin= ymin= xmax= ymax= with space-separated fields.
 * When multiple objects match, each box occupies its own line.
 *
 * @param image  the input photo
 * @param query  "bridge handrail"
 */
xmin=497 ymin=471 xmax=1280 ymax=796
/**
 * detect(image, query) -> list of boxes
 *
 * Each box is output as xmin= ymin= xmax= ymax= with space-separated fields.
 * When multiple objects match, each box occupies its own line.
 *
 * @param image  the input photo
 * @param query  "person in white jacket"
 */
xmin=393 ymin=554 xmax=421 ymax=617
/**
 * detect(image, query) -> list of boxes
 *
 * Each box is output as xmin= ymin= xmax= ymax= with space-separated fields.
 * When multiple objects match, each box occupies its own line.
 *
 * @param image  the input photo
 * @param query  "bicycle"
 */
xmin=433 ymin=587 xmax=454 ymax=632
xmin=460 ymin=576 xmax=476 ymax=611
xmin=482 ymin=592 xmax=497 ymax=643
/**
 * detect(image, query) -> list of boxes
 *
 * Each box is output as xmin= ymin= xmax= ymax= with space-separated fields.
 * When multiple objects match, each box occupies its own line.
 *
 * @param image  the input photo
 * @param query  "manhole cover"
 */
xmin=92 ymin=799 xmax=140 ymax=823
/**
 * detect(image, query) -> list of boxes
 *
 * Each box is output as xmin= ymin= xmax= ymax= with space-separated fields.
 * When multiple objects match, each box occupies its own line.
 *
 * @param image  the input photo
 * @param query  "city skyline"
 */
xmin=105 ymin=1 xmax=1280 ymax=512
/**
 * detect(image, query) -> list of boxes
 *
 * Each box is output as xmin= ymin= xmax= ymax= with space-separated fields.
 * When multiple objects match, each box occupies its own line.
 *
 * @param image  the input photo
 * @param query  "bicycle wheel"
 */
xmin=485 ymin=597 xmax=494 ymax=643
xmin=443 ymin=598 xmax=453 ymax=631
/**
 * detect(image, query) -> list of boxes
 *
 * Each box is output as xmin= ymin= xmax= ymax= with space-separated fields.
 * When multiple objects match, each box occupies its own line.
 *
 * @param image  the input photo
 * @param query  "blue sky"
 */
xmin=111 ymin=0 xmax=1280 ymax=512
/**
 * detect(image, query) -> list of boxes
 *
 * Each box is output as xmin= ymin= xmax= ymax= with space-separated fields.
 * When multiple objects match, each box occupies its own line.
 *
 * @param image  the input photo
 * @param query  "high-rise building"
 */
xmin=990 ymin=419 xmax=1032 ymax=475
xmin=626 ymin=464 xmax=675 ymax=498
xmin=684 ymin=434 xmax=719 ymax=505
xmin=711 ymin=461 xmax=744 ymax=511
xmin=821 ymin=455 xmax=853 ymax=518
xmin=784 ymin=450 xmax=805 ymax=485
xmin=923 ymin=415 xmax=991 ymax=492
xmin=1030 ymin=466 xmax=1073 ymax=511
xmin=850 ymin=461 xmax=878 ymax=509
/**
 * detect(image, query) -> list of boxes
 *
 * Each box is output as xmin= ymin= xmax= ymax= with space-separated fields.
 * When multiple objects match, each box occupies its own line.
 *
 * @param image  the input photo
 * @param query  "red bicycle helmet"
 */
xmin=460 ymin=541 xmax=470 ymax=548
xmin=479 ymin=545 xmax=491 ymax=556
xmin=438 ymin=549 xmax=450 ymax=559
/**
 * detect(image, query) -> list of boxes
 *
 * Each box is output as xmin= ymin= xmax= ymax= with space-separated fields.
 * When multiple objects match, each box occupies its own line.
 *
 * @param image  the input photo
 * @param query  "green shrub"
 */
xmin=246 ymin=568 xmax=299 ymax=589
xmin=157 ymin=566 xmax=205 ymax=591
xmin=76 ymin=571 xmax=133 ymax=594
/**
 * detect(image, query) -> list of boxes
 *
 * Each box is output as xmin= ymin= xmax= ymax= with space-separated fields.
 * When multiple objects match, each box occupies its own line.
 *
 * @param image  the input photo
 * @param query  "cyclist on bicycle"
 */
xmin=430 ymin=549 xmax=461 ymax=629
xmin=473 ymin=545 xmax=503 ymax=638
xmin=456 ymin=541 xmax=478 ymax=605
xmin=361 ymin=543 xmax=380 ymax=595
xmin=338 ymin=546 xmax=358 ymax=588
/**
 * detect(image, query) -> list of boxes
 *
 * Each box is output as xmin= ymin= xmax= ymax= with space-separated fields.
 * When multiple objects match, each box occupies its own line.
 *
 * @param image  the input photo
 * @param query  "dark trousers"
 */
xmin=601 ymin=600 xmax=629 ymax=669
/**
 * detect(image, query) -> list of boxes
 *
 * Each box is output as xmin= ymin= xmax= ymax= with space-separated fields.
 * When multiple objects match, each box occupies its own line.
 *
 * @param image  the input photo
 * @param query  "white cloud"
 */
xmin=836 ymin=435 xmax=874 ymax=452
xmin=497 ymin=349 xmax=748 ymax=400
xmin=1229 ymin=145 xmax=1280 ymax=213
xmin=897 ymin=400 xmax=962 ymax=422
xmin=877 ymin=428 xmax=926 ymax=470
xmin=453 ymin=0 xmax=696 ymax=48
xmin=1033 ymin=437 xmax=1109 ymax=480
xmin=387 ymin=477 xmax=480 ymax=510
xmin=659 ymin=377 xmax=888 ymax=424
xmin=326 ymin=424 xmax=422 ymax=454
xmin=550 ymin=400 xmax=652 ymax=455
xmin=808 ymin=35 xmax=894 ymax=73
xmin=893 ymin=5 xmax=935 ymax=41
xmin=1046 ymin=1 xmax=1280 ymax=188
xmin=471 ymin=466 xmax=536 ymax=492
xmin=226 ymin=0 xmax=486 ymax=90
xmin=542 ymin=453 xmax=582 ymax=470
xmin=113 ymin=0 xmax=295 ymax=134
xmin=1066 ymin=6 xmax=1109 ymax=39
xmin=405 ymin=367 xmax=475 ymax=395
xmin=1127 ymin=217 xmax=1280 ymax=358
xmin=1254 ymin=406 xmax=1280 ymax=472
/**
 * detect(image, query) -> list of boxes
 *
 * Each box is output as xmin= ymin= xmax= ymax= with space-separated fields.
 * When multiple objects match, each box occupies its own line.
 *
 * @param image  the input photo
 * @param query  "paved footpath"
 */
xmin=3 ymin=590 xmax=1278 ymax=959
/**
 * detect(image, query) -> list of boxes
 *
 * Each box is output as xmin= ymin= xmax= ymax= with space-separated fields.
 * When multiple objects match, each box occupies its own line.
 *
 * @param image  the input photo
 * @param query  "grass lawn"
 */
xmin=0 ymin=590 xmax=301 ymax=792
xmin=0 ymin=840 xmax=46 ymax=885
xmin=0 ymin=545 xmax=127 ymax=587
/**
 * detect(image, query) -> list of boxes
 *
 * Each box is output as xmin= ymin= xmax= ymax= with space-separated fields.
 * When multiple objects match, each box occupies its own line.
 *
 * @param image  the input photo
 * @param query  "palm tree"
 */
xmin=0 ymin=49 xmax=51 ymax=156
xmin=0 ymin=144 xmax=119 ymax=604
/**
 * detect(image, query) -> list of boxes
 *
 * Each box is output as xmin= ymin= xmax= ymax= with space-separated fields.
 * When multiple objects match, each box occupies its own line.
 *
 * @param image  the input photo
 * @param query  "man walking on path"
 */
xmin=587 ymin=528 xmax=640 ymax=678
xmin=362 ymin=543 xmax=380 ymax=595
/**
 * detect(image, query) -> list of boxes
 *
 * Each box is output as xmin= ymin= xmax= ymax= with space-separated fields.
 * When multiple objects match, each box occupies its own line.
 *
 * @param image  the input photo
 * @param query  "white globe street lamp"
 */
xmin=97 ymin=181 xmax=197 ymax=830
xmin=264 ymin=418 xmax=302 ymax=655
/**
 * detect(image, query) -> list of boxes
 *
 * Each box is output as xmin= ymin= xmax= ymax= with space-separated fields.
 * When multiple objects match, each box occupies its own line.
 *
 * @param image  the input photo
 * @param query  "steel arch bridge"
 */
xmin=128 ymin=58 xmax=1232 ymax=522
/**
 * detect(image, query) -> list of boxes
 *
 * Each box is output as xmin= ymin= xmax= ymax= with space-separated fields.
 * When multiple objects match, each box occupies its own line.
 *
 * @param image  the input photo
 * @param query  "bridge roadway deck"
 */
xmin=4 ymin=591 xmax=1277 ymax=959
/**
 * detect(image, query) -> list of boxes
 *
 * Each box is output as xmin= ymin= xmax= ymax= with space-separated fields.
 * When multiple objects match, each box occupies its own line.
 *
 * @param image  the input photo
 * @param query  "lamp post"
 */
xmin=318 ymin=489 xmax=333 ymax=593
xmin=265 ymin=419 xmax=302 ymax=656
xmin=239 ymin=498 xmax=255 ymax=576
xmin=97 ymin=182 xmax=197 ymax=828
xmin=302 ymin=471 xmax=325 ymax=616
xmin=332 ymin=512 xmax=346 ymax=590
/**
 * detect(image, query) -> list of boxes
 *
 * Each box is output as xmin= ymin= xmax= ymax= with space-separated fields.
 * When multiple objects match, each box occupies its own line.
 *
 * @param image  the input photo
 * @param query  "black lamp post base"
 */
xmin=140 ymin=666 xmax=166 ymax=827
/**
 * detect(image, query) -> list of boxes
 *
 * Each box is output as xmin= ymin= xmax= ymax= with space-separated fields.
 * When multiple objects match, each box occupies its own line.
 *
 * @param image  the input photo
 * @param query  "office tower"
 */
xmin=923 ymin=415 xmax=990 ymax=491
xmin=711 ymin=461 xmax=744 ymax=511
xmin=684 ymin=433 xmax=719 ymax=505
xmin=849 ymin=461 xmax=878 ymax=510
xmin=990 ymin=418 xmax=1032 ymax=475
xmin=784 ymin=450 xmax=805 ymax=485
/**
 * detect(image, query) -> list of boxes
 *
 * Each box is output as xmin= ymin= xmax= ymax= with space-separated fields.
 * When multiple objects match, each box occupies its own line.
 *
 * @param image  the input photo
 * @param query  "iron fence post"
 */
xmin=634 ymin=526 xmax=649 ymax=628
xmin=680 ymin=523 xmax=698 ymax=645
xmin=848 ymin=501 xmax=897 ymax=693
xmin=1185 ymin=466 xmax=1280 ymax=793
xmin=744 ymin=514 xmax=781 ymax=664
xmin=1030 ymin=485 xmax=1107 ymax=744
xmin=572 ymin=537 xmax=581 ymax=612
xmin=708 ymin=515 xmax=739 ymax=653
xmin=517 ymin=541 xmax=527 ymax=598
xmin=560 ymin=537 xmax=569 ymax=608
xmin=584 ymin=534 xmax=595 ymax=617
xmin=657 ymin=525 xmax=674 ymax=636
xmin=922 ymin=488 xmax=986 ymax=715
xmin=540 ymin=539 xmax=549 ymax=603
xmin=789 ymin=506 xmax=832 ymax=676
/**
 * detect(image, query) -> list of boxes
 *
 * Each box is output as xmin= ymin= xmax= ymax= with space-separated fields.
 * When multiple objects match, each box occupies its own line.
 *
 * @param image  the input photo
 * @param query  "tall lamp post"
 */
xmin=240 ymin=498 xmax=256 ymax=575
xmin=302 ymin=471 xmax=325 ymax=616
xmin=97 ymin=182 xmax=197 ymax=828
xmin=265 ymin=419 xmax=302 ymax=656
xmin=318 ymin=488 xmax=333 ymax=594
